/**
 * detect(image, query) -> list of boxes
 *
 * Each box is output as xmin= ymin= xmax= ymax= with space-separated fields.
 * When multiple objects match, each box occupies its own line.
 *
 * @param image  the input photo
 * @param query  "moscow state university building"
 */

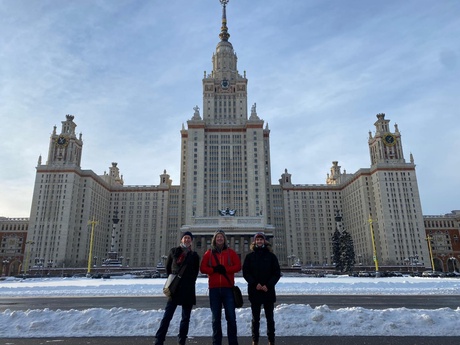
xmin=27 ymin=2 xmax=430 ymax=270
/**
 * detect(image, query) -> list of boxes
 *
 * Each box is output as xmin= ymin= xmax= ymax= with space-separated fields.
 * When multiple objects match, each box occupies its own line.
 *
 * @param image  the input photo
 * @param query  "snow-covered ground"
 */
xmin=1 ymin=275 xmax=460 ymax=338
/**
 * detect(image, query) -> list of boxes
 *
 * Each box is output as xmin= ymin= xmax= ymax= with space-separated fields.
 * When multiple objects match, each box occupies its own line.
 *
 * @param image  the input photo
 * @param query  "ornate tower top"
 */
xmin=46 ymin=115 xmax=83 ymax=167
xmin=219 ymin=0 xmax=230 ymax=42
xmin=368 ymin=113 xmax=405 ymax=165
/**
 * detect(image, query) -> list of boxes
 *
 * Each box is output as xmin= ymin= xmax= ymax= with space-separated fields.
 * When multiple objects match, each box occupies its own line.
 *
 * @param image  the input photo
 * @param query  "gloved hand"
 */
xmin=213 ymin=264 xmax=227 ymax=275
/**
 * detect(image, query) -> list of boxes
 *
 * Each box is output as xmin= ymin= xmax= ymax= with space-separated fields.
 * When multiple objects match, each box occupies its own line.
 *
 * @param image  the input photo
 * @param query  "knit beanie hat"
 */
xmin=211 ymin=229 xmax=228 ymax=249
xmin=181 ymin=231 xmax=194 ymax=240
xmin=253 ymin=232 xmax=266 ymax=242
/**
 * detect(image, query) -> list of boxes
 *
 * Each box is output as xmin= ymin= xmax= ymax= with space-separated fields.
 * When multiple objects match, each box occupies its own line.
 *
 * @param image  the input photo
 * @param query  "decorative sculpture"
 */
xmin=218 ymin=208 xmax=236 ymax=216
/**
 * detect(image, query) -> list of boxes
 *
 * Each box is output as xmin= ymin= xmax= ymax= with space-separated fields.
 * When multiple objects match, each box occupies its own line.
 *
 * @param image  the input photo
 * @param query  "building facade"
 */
xmin=424 ymin=210 xmax=460 ymax=272
xmin=0 ymin=217 xmax=29 ymax=275
xmin=25 ymin=1 xmax=430 ymax=270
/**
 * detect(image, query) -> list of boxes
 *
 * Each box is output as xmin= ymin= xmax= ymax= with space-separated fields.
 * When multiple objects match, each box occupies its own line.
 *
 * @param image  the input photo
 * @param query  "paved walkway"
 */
xmin=2 ymin=337 xmax=460 ymax=345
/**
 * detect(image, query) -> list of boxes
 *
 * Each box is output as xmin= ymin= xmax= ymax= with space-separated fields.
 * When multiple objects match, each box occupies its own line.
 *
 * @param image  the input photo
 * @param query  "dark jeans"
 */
xmin=155 ymin=299 xmax=192 ymax=345
xmin=209 ymin=287 xmax=238 ymax=345
xmin=250 ymin=301 xmax=275 ymax=343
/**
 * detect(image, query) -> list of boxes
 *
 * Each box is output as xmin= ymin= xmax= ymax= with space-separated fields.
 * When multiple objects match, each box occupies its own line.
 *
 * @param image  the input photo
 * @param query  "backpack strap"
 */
xmin=212 ymin=251 xmax=232 ymax=286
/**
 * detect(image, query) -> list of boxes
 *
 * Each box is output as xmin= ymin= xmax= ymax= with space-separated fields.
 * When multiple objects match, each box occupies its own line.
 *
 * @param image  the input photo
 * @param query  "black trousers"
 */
xmin=250 ymin=301 xmax=275 ymax=342
xmin=155 ymin=299 xmax=193 ymax=345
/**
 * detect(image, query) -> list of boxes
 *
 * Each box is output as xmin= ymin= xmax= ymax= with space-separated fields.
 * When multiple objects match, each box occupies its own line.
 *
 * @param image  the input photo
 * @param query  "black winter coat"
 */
xmin=243 ymin=243 xmax=281 ymax=304
xmin=166 ymin=246 xmax=200 ymax=306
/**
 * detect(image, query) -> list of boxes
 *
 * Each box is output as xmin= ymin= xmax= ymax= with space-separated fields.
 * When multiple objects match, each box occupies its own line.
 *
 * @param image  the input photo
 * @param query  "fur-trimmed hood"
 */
xmin=250 ymin=240 xmax=273 ymax=252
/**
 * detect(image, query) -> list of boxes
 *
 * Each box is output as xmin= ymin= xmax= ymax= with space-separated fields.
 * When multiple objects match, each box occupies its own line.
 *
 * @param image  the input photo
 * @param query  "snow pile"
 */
xmin=1 ymin=275 xmax=460 ymax=338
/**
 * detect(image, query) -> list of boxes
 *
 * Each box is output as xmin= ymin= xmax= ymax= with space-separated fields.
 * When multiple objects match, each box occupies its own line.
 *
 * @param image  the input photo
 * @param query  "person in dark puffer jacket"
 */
xmin=243 ymin=232 xmax=281 ymax=345
xmin=155 ymin=231 xmax=200 ymax=345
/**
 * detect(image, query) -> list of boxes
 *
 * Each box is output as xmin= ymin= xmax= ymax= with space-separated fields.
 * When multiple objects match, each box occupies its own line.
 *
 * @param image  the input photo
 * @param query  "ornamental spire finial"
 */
xmin=219 ymin=0 xmax=230 ymax=42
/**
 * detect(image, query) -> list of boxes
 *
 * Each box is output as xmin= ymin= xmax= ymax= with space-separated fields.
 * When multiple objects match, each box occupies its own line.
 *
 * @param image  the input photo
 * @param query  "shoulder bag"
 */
xmin=163 ymin=256 xmax=188 ymax=298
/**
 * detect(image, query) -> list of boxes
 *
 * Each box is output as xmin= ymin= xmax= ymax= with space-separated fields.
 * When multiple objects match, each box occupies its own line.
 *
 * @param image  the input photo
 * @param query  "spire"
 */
xmin=219 ymin=0 xmax=230 ymax=42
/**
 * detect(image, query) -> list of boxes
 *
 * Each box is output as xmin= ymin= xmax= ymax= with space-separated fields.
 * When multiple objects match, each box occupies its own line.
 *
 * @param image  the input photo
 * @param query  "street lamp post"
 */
xmin=404 ymin=258 xmax=409 ymax=270
xmin=2 ymin=259 xmax=10 ymax=276
xmin=23 ymin=240 xmax=35 ymax=276
xmin=413 ymin=256 xmax=419 ymax=272
xmin=449 ymin=257 xmax=457 ymax=273
xmin=87 ymin=218 xmax=98 ymax=275
xmin=161 ymin=255 xmax=168 ymax=264
xmin=426 ymin=235 xmax=435 ymax=271
xmin=368 ymin=216 xmax=380 ymax=276
xmin=40 ymin=258 xmax=44 ymax=277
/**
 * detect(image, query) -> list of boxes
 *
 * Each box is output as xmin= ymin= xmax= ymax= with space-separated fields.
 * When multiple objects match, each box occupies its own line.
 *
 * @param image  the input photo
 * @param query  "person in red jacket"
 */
xmin=200 ymin=229 xmax=242 ymax=345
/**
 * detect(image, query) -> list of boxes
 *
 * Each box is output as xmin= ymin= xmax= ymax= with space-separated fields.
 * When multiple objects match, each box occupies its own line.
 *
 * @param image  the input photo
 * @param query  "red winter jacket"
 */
xmin=200 ymin=248 xmax=241 ymax=289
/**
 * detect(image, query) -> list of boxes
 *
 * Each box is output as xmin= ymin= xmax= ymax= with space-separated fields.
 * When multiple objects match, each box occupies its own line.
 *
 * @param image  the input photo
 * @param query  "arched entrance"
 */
xmin=433 ymin=257 xmax=443 ymax=272
xmin=1 ymin=259 xmax=21 ymax=276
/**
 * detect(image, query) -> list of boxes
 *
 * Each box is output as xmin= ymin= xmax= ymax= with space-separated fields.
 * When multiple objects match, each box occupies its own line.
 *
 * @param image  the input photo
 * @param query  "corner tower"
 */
xmin=46 ymin=114 xmax=83 ymax=167
xmin=368 ymin=113 xmax=405 ymax=166
xmin=365 ymin=113 xmax=429 ymax=268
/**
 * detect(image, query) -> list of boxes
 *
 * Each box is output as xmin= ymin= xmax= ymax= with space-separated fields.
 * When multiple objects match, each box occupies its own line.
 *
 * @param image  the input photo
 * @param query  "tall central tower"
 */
xmin=179 ymin=0 xmax=274 ymax=257
xmin=202 ymin=0 xmax=249 ymax=126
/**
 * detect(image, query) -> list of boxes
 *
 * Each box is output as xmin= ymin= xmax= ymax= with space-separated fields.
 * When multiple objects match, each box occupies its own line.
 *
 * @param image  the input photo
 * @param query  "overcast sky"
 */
xmin=1 ymin=0 xmax=459 ymax=218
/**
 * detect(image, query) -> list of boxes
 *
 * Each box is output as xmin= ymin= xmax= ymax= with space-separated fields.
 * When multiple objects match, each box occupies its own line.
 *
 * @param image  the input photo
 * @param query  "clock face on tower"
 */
xmin=56 ymin=135 xmax=69 ymax=147
xmin=383 ymin=133 xmax=396 ymax=146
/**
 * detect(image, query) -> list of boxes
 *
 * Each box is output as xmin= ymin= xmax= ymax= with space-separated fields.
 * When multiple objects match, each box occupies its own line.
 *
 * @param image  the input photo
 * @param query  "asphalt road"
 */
xmin=0 ymin=295 xmax=459 ymax=311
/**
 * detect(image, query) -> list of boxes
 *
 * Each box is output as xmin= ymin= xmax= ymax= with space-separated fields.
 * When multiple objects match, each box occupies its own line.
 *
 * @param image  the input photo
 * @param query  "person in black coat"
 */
xmin=243 ymin=232 xmax=281 ymax=345
xmin=155 ymin=231 xmax=200 ymax=345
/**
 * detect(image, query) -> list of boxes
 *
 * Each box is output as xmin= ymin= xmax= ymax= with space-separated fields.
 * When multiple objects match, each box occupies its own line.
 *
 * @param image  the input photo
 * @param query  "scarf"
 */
xmin=176 ymin=244 xmax=191 ymax=265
